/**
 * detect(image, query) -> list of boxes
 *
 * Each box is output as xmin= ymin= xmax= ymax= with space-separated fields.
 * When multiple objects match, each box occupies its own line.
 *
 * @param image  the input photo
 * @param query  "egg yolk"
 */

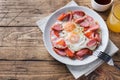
xmin=67 ymin=32 xmax=80 ymax=44
xmin=63 ymin=22 xmax=76 ymax=32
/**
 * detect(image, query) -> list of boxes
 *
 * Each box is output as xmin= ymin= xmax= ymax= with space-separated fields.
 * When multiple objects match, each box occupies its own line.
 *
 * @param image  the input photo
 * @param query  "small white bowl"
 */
xmin=91 ymin=0 xmax=113 ymax=12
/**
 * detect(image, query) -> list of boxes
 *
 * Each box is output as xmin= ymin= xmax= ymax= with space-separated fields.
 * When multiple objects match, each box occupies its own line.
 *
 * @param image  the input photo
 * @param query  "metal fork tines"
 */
xmin=97 ymin=51 xmax=112 ymax=62
xmin=95 ymin=51 xmax=120 ymax=70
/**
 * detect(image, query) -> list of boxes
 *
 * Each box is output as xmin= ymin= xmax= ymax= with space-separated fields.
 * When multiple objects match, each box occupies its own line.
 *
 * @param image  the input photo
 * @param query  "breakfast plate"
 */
xmin=43 ymin=6 xmax=109 ymax=66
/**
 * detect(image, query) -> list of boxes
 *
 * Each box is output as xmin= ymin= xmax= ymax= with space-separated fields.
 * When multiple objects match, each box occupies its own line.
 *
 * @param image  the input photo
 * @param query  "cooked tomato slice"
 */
xmin=55 ymin=39 xmax=67 ymax=48
xmin=57 ymin=13 xmax=66 ymax=21
xmin=57 ymin=12 xmax=73 ymax=21
xmin=84 ymin=30 xmax=94 ymax=39
xmin=65 ymin=48 xmax=74 ymax=58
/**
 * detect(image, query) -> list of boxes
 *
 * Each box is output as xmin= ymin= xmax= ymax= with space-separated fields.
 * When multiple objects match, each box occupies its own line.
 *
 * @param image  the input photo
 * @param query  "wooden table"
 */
xmin=0 ymin=0 xmax=120 ymax=80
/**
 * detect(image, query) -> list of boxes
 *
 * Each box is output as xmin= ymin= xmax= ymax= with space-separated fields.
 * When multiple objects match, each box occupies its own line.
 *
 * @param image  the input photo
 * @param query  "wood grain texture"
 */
xmin=0 ymin=0 xmax=119 ymax=80
xmin=0 ymin=0 xmax=111 ymax=27
xmin=0 ymin=0 xmax=70 ymax=26
xmin=0 ymin=61 xmax=119 ymax=80
xmin=1 ymin=27 xmax=41 ymax=47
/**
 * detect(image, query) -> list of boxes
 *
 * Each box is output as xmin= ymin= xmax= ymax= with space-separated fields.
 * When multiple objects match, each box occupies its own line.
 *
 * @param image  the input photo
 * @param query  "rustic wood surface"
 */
xmin=0 ymin=0 xmax=120 ymax=80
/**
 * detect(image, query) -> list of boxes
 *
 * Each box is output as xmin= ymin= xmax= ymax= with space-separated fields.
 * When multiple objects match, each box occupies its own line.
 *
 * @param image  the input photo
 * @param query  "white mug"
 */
xmin=91 ymin=0 xmax=113 ymax=12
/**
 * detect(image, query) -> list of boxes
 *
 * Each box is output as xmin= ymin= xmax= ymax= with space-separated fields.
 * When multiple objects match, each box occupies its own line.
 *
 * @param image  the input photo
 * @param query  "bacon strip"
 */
xmin=73 ymin=10 xmax=86 ymax=24
xmin=53 ymin=48 xmax=66 ymax=56
xmin=88 ymin=24 xmax=100 ymax=31
xmin=80 ymin=19 xmax=90 ymax=27
xmin=73 ymin=10 xmax=86 ymax=19
xmin=87 ymin=39 xmax=97 ymax=47
xmin=76 ymin=48 xmax=92 ymax=58
xmin=75 ymin=17 xmax=86 ymax=23
xmin=94 ymin=32 xmax=101 ymax=42
xmin=52 ymin=24 xmax=63 ymax=31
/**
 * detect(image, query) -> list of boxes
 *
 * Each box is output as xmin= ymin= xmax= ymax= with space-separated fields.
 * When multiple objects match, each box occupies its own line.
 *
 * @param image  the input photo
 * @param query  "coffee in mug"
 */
xmin=91 ymin=0 xmax=113 ymax=12
xmin=95 ymin=0 xmax=111 ymax=5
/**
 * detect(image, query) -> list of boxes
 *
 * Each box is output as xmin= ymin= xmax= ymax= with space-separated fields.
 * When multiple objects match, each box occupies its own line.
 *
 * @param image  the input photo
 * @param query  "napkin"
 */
xmin=36 ymin=0 xmax=119 ymax=79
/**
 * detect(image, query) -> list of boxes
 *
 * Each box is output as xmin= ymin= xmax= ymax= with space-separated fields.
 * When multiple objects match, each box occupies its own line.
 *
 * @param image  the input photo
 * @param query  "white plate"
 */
xmin=43 ymin=6 xmax=109 ymax=66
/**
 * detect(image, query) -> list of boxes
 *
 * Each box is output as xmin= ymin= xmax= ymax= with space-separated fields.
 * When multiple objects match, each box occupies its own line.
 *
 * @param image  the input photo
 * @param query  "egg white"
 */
xmin=59 ymin=22 xmax=88 ymax=51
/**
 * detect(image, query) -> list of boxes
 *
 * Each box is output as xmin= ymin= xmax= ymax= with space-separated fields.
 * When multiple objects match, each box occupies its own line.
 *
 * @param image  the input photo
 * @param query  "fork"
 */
xmin=94 ymin=51 xmax=120 ymax=70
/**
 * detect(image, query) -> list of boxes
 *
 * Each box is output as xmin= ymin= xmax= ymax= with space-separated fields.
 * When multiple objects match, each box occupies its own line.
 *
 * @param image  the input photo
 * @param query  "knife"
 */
xmin=94 ymin=51 xmax=120 ymax=70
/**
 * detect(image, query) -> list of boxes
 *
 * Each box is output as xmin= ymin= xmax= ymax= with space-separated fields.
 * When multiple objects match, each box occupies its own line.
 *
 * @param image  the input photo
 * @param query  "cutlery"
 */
xmin=94 ymin=51 xmax=120 ymax=70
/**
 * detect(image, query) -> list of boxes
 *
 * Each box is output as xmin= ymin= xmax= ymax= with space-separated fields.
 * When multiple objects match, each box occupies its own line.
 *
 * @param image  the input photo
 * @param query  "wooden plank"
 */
xmin=0 ymin=0 xmax=70 ymax=26
xmin=0 ymin=61 xmax=120 ymax=80
xmin=0 ymin=47 xmax=16 ymax=60
xmin=0 ymin=27 xmax=5 ymax=46
xmin=0 ymin=61 xmax=75 ymax=80
xmin=2 ymin=27 xmax=41 ymax=47
xmin=0 ymin=27 xmax=52 ymax=60
xmin=87 ymin=62 xmax=120 ymax=80
xmin=15 ymin=47 xmax=54 ymax=60
xmin=0 ymin=61 xmax=16 ymax=75
xmin=0 ymin=61 xmax=119 ymax=80
xmin=0 ymin=61 xmax=73 ymax=80
xmin=14 ymin=61 xmax=68 ymax=75
xmin=0 ymin=0 xmax=110 ymax=27
xmin=0 ymin=46 xmax=54 ymax=60
xmin=0 ymin=61 xmax=16 ymax=80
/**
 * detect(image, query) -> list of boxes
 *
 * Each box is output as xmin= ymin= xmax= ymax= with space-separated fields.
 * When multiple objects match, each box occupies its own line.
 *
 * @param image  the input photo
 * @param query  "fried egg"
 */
xmin=59 ymin=21 xmax=90 ymax=51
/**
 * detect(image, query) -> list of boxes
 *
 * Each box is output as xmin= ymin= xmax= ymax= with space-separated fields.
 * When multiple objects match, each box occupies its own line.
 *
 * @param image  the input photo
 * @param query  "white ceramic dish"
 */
xmin=43 ymin=6 xmax=109 ymax=66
